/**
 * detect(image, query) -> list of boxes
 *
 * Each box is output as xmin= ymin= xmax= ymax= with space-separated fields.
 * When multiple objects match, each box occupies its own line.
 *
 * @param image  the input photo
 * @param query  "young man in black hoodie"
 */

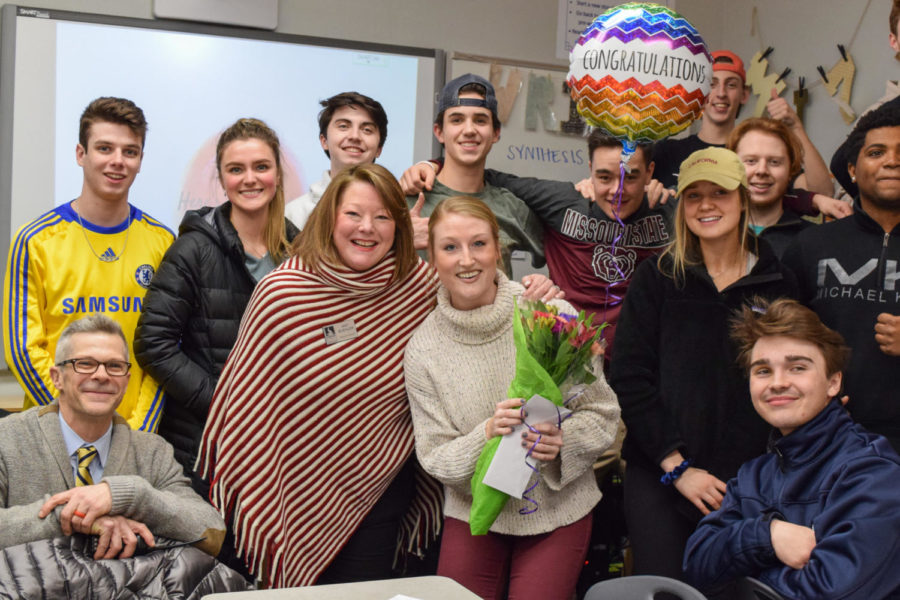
xmin=783 ymin=103 xmax=900 ymax=451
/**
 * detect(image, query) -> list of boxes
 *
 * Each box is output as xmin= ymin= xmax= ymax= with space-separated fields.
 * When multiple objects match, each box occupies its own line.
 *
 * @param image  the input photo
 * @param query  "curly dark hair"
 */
xmin=846 ymin=102 xmax=900 ymax=167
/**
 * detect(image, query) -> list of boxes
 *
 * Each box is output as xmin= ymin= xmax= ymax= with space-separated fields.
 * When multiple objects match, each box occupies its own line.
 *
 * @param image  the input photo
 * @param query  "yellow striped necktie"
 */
xmin=76 ymin=445 xmax=98 ymax=486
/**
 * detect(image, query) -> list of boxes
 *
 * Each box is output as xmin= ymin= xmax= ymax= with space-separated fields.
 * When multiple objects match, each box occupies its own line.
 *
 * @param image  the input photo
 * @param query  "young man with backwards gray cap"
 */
xmin=407 ymin=73 xmax=544 ymax=277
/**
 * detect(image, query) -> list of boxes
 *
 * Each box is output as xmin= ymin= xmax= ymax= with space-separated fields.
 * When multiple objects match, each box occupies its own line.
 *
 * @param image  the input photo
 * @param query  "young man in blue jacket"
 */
xmin=683 ymin=297 xmax=900 ymax=600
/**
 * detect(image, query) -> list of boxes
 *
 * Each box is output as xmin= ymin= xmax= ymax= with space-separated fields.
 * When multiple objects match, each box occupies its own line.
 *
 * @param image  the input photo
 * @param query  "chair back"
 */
xmin=584 ymin=575 xmax=707 ymax=600
xmin=733 ymin=576 xmax=785 ymax=600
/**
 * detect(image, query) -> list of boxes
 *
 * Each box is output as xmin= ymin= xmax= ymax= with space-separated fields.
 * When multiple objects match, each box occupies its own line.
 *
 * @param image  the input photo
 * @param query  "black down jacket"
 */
xmin=0 ymin=535 xmax=252 ymax=599
xmin=134 ymin=202 xmax=298 ymax=471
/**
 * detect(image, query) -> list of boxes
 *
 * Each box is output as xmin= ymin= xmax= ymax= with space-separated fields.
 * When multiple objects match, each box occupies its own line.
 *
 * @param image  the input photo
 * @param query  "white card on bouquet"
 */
xmin=481 ymin=394 xmax=571 ymax=498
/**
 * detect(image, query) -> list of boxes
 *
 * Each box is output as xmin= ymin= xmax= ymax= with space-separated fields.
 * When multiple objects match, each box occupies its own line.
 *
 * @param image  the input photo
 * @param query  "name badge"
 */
xmin=322 ymin=319 xmax=358 ymax=345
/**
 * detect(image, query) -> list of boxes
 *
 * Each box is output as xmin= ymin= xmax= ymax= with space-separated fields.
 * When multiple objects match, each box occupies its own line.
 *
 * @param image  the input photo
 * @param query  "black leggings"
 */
xmin=316 ymin=458 xmax=416 ymax=585
xmin=624 ymin=460 xmax=700 ymax=580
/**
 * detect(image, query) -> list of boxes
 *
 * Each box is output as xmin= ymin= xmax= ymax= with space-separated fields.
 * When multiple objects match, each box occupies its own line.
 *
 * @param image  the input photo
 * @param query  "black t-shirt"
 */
xmin=652 ymin=134 xmax=722 ymax=189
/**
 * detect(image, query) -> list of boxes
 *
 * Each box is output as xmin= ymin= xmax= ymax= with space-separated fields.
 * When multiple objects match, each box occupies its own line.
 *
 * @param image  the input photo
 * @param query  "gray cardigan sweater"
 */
xmin=0 ymin=403 xmax=225 ymax=555
xmin=404 ymin=273 xmax=620 ymax=535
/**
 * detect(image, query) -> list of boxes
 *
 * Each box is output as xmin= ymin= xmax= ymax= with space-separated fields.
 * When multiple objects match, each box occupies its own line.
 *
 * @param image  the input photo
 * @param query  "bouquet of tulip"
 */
xmin=469 ymin=298 xmax=606 ymax=535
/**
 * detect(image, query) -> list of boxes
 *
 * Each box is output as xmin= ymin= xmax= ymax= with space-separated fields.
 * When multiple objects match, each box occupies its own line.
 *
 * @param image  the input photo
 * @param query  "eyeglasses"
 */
xmin=56 ymin=358 xmax=131 ymax=377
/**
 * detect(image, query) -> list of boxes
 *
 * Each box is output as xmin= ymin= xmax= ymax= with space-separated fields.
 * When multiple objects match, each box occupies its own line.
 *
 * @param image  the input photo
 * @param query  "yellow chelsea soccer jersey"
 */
xmin=3 ymin=201 xmax=174 ymax=431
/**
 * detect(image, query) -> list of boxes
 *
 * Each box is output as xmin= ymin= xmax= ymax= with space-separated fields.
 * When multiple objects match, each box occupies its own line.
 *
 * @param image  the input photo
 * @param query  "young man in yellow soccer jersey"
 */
xmin=3 ymin=97 xmax=174 ymax=431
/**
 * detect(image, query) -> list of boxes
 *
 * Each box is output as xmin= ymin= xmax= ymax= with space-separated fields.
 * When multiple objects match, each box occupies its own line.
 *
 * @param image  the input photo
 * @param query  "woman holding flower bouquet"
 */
xmin=609 ymin=148 xmax=798 ymax=581
xmin=196 ymin=165 xmax=557 ymax=588
xmin=404 ymin=196 xmax=621 ymax=600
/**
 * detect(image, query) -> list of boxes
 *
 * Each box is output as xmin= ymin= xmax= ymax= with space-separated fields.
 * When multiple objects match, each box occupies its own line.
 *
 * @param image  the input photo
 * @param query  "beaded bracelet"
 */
xmin=660 ymin=459 xmax=693 ymax=485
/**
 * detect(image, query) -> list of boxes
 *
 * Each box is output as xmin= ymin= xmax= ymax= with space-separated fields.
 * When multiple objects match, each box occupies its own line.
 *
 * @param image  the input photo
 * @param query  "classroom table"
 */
xmin=202 ymin=575 xmax=481 ymax=599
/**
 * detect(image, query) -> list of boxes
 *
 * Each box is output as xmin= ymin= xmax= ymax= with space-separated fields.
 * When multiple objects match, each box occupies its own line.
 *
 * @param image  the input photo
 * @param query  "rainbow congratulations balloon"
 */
xmin=567 ymin=2 xmax=712 ymax=143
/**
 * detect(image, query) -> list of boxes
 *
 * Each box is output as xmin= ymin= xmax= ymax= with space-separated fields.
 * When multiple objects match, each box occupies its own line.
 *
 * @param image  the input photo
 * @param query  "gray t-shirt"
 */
xmin=408 ymin=179 xmax=545 ymax=277
xmin=244 ymin=252 xmax=277 ymax=282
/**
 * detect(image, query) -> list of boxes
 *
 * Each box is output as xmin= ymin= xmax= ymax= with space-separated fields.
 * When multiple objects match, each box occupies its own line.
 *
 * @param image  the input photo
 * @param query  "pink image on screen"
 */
xmin=177 ymin=133 xmax=306 ymax=225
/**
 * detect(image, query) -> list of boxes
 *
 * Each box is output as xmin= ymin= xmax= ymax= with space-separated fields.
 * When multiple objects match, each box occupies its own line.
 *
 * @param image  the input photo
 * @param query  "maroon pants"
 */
xmin=437 ymin=514 xmax=592 ymax=600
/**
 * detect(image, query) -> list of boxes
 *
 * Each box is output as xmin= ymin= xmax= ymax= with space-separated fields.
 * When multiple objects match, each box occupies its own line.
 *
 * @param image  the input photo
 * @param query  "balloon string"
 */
xmin=601 ymin=155 xmax=630 ymax=336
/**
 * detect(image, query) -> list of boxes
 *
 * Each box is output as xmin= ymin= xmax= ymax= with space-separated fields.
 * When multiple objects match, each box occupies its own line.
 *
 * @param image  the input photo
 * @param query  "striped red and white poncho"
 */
xmin=196 ymin=253 xmax=442 ymax=587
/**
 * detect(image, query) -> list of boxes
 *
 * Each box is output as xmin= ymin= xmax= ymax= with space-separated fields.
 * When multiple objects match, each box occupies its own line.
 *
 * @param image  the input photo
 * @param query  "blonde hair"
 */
xmin=216 ymin=118 xmax=290 ymax=263
xmin=660 ymin=184 xmax=752 ymax=284
xmin=293 ymin=163 xmax=416 ymax=282
xmin=428 ymin=196 xmax=500 ymax=257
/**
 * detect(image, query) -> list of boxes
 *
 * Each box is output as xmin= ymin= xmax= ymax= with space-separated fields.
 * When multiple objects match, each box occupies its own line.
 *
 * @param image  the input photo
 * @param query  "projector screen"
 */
xmin=0 ymin=4 xmax=442 ymax=240
xmin=0 ymin=4 xmax=442 ymax=370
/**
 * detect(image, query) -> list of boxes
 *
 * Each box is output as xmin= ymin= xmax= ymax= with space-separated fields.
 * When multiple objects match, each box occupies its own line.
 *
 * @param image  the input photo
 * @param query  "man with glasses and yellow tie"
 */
xmin=0 ymin=314 xmax=225 ymax=560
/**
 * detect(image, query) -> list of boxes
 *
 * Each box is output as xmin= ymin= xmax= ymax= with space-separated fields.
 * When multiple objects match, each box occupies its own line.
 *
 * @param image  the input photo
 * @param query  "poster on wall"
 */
xmin=556 ymin=0 xmax=615 ymax=60
xmin=450 ymin=58 xmax=590 ymax=184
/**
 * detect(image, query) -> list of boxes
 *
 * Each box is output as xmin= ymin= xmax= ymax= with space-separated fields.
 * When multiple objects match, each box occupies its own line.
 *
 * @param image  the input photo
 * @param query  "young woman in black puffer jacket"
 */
xmin=134 ymin=118 xmax=297 ymax=490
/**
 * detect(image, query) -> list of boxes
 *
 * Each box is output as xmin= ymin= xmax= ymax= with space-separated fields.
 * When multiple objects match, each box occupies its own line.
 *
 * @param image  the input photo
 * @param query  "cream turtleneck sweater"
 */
xmin=404 ymin=272 xmax=621 ymax=536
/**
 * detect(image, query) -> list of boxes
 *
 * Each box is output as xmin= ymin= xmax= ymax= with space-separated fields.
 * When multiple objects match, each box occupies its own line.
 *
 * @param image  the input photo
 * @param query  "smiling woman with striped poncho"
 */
xmin=196 ymin=164 xmax=442 ymax=587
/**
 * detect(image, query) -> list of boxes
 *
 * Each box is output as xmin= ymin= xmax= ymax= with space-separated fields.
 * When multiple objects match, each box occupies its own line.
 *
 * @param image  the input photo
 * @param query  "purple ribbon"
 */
xmin=517 ymin=403 xmax=573 ymax=515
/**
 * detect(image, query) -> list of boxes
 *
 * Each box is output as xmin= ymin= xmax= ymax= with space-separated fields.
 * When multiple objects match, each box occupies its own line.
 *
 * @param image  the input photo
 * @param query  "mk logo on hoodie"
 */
xmin=816 ymin=258 xmax=900 ymax=303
